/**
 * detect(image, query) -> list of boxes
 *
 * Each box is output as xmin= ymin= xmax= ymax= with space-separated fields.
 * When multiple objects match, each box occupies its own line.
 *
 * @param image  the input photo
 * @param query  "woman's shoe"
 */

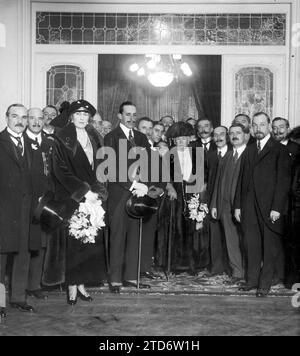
xmin=67 ymin=297 xmax=77 ymax=306
xmin=77 ymin=290 xmax=93 ymax=302
xmin=67 ymin=285 xmax=77 ymax=305
xmin=77 ymin=285 xmax=93 ymax=302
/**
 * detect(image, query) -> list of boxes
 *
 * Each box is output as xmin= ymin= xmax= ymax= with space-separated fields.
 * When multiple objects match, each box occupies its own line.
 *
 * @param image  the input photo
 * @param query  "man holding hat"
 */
xmin=0 ymin=104 xmax=35 ymax=314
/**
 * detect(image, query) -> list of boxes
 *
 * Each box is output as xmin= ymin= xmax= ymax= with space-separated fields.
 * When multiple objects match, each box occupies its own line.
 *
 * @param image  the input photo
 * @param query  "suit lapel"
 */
xmin=256 ymin=137 xmax=274 ymax=164
xmin=0 ymin=129 xmax=22 ymax=167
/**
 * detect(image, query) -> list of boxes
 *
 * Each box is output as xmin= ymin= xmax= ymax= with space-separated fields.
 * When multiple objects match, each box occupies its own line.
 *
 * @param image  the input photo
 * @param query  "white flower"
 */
xmin=69 ymin=198 xmax=105 ymax=244
xmin=31 ymin=143 xmax=39 ymax=150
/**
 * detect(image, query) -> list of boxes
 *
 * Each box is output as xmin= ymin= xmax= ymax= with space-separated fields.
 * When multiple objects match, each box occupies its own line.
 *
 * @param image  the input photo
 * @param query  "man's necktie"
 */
xmin=15 ymin=136 xmax=23 ymax=157
xmin=218 ymin=150 xmax=222 ymax=158
xmin=257 ymin=140 xmax=261 ymax=154
xmin=128 ymin=130 xmax=136 ymax=147
xmin=203 ymin=142 xmax=209 ymax=152
xmin=233 ymin=150 xmax=239 ymax=162
xmin=35 ymin=137 xmax=40 ymax=147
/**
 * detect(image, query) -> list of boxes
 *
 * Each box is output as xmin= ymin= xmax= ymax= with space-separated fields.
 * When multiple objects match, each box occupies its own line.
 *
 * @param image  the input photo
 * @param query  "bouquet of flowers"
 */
xmin=69 ymin=198 xmax=105 ymax=244
xmin=187 ymin=193 xmax=209 ymax=230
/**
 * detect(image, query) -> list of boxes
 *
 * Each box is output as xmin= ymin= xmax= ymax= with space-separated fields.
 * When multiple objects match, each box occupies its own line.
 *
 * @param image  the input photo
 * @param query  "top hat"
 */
xmin=33 ymin=191 xmax=79 ymax=232
xmin=126 ymin=194 xmax=159 ymax=219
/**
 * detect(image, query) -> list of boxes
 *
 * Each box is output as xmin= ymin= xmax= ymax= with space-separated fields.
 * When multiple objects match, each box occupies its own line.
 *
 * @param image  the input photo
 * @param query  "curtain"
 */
xmin=98 ymin=54 xmax=221 ymax=128
xmin=189 ymin=55 xmax=222 ymax=127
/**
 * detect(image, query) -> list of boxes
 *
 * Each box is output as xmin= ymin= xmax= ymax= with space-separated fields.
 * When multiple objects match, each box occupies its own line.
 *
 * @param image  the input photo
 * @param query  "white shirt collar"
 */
xmin=201 ymin=137 xmax=212 ymax=144
xmin=217 ymin=145 xmax=228 ymax=157
xmin=281 ymin=139 xmax=289 ymax=146
xmin=43 ymin=126 xmax=54 ymax=135
xmin=120 ymin=123 xmax=134 ymax=140
xmin=234 ymin=144 xmax=247 ymax=158
xmin=26 ymin=129 xmax=42 ymax=145
xmin=258 ymin=133 xmax=271 ymax=151
xmin=7 ymin=127 xmax=23 ymax=139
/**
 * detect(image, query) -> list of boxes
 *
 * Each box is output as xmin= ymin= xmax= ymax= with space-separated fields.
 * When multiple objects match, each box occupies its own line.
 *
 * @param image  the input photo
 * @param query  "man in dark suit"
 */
xmin=193 ymin=118 xmax=217 ymax=271
xmin=234 ymin=112 xmax=292 ymax=297
xmin=104 ymin=101 xmax=151 ymax=292
xmin=206 ymin=126 xmax=231 ymax=277
xmin=211 ymin=123 xmax=248 ymax=284
xmin=25 ymin=107 xmax=55 ymax=300
xmin=137 ymin=117 xmax=166 ymax=279
xmin=232 ymin=114 xmax=256 ymax=146
xmin=272 ymin=117 xmax=300 ymax=161
xmin=272 ymin=117 xmax=300 ymax=286
xmin=0 ymin=104 xmax=34 ymax=314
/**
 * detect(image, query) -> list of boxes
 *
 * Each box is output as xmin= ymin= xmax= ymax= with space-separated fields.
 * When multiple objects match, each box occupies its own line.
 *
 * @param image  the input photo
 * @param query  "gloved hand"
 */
xmin=84 ymin=190 xmax=98 ymax=202
xmin=130 ymin=181 xmax=148 ymax=198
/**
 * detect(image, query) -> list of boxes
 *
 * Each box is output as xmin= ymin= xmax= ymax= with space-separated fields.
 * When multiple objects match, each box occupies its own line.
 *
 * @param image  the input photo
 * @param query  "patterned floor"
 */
xmin=89 ymin=271 xmax=295 ymax=297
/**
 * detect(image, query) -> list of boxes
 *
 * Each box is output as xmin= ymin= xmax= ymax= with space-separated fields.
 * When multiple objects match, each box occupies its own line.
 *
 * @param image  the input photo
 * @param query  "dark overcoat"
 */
xmin=234 ymin=136 xmax=292 ymax=235
xmin=0 ymin=129 xmax=33 ymax=253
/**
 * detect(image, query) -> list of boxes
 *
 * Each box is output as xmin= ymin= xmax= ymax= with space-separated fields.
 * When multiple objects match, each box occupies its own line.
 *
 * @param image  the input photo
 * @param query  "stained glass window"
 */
xmin=46 ymin=65 xmax=84 ymax=107
xmin=235 ymin=67 xmax=273 ymax=118
xmin=36 ymin=12 xmax=286 ymax=46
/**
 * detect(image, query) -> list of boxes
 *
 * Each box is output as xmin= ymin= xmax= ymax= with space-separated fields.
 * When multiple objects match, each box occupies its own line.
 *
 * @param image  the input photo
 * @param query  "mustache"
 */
xmin=15 ymin=124 xmax=24 ymax=127
xmin=216 ymin=139 xmax=225 ymax=143
xmin=232 ymin=138 xmax=239 ymax=141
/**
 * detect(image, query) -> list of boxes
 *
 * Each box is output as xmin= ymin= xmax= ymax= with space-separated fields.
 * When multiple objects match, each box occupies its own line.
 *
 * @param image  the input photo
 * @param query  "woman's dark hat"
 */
xmin=33 ymin=191 xmax=79 ymax=232
xmin=166 ymin=121 xmax=194 ymax=140
xmin=68 ymin=99 xmax=96 ymax=117
xmin=126 ymin=194 xmax=159 ymax=219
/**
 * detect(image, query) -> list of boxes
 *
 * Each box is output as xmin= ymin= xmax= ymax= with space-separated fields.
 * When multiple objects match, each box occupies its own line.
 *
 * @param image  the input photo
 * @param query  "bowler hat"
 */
xmin=68 ymin=99 xmax=96 ymax=117
xmin=126 ymin=194 xmax=159 ymax=219
xmin=33 ymin=192 xmax=79 ymax=232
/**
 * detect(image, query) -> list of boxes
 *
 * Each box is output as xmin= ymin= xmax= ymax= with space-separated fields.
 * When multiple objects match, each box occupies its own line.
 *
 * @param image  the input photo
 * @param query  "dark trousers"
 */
xmin=109 ymin=195 xmax=140 ymax=283
xmin=209 ymin=218 xmax=229 ymax=275
xmin=220 ymin=202 xmax=244 ymax=279
xmin=27 ymin=248 xmax=45 ymax=291
xmin=242 ymin=199 xmax=283 ymax=290
xmin=141 ymin=213 xmax=157 ymax=273
xmin=0 ymin=198 xmax=31 ymax=302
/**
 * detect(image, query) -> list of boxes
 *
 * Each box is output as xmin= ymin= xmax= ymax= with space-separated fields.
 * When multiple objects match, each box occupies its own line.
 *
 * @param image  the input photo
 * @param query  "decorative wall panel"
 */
xmin=47 ymin=65 xmax=84 ymax=107
xmin=36 ymin=12 xmax=286 ymax=46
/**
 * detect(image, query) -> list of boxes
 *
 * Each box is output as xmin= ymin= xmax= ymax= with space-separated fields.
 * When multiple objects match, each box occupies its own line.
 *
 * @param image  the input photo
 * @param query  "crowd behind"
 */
xmin=0 ymin=99 xmax=299 ymax=318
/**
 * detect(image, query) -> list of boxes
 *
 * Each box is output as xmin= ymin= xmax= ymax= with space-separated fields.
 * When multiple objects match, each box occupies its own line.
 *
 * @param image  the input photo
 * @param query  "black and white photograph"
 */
xmin=0 ymin=0 xmax=299 ymax=337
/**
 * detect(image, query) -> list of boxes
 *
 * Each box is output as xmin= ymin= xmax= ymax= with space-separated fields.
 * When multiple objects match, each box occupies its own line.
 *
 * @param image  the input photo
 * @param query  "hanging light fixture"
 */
xmin=128 ymin=54 xmax=193 ymax=88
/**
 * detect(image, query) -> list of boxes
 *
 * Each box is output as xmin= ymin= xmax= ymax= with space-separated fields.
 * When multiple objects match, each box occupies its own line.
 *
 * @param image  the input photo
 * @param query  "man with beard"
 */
xmin=0 ymin=104 xmax=34 ymax=314
xmin=25 ymin=107 xmax=55 ymax=300
xmin=272 ymin=117 xmax=300 ymax=286
xmin=272 ymin=117 xmax=300 ymax=161
xmin=235 ymin=112 xmax=291 ymax=297
xmin=211 ymin=124 xmax=248 ymax=284
xmin=232 ymin=114 xmax=256 ymax=146
xmin=206 ymin=126 xmax=231 ymax=277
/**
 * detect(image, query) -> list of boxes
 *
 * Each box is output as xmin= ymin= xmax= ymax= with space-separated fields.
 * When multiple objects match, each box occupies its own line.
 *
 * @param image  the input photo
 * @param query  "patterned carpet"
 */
xmin=89 ymin=271 xmax=295 ymax=297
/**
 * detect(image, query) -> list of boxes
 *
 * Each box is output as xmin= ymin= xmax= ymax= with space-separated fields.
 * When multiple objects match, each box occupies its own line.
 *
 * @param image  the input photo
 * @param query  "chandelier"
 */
xmin=129 ymin=54 xmax=193 ymax=88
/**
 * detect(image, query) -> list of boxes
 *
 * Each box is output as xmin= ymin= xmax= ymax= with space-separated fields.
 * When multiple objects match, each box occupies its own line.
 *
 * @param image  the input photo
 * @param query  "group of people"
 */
xmin=0 ymin=98 xmax=299 ymax=319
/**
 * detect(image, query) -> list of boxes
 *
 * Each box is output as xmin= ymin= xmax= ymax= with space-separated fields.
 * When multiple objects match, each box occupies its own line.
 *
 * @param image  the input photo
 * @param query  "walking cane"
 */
xmin=0 ymin=253 xmax=6 ymax=322
xmin=137 ymin=217 xmax=143 ymax=293
xmin=166 ymin=200 xmax=174 ymax=281
xmin=103 ymin=226 xmax=110 ymax=276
